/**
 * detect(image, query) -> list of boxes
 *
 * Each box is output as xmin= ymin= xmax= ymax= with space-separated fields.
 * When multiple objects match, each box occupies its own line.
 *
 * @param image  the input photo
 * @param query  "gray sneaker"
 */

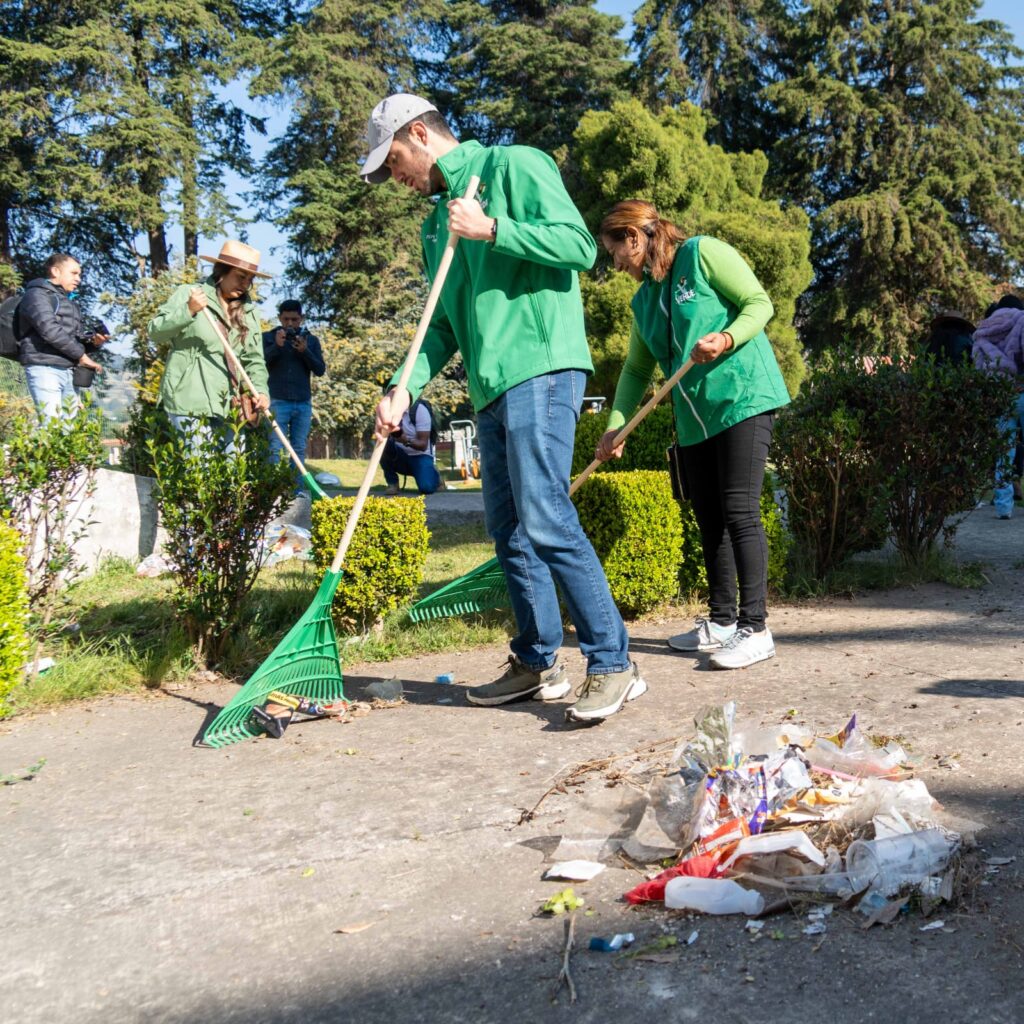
xmin=564 ymin=662 xmax=647 ymax=723
xmin=466 ymin=656 xmax=571 ymax=706
xmin=667 ymin=617 xmax=736 ymax=652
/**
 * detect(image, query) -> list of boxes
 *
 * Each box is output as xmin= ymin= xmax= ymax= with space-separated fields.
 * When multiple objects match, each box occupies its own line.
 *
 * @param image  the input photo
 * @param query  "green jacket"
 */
xmin=150 ymin=279 xmax=269 ymax=418
xmin=612 ymin=237 xmax=790 ymax=446
xmin=392 ymin=140 xmax=596 ymax=411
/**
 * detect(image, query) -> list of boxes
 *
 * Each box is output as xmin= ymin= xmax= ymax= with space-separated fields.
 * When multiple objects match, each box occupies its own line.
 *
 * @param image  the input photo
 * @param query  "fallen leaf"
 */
xmin=301 ymin=867 xmax=315 ymax=878
xmin=333 ymin=921 xmax=375 ymax=935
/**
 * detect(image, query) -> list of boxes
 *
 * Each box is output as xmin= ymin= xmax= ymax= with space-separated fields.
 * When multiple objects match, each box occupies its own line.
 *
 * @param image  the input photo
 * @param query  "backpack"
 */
xmin=410 ymin=398 xmax=439 ymax=446
xmin=0 ymin=292 xmax=24 ymax=361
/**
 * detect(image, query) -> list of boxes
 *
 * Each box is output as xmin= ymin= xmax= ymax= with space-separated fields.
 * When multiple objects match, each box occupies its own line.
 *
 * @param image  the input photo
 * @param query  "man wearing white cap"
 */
xmin=365 ymin=94 xmax=644 ymax=724
xmin=149 ymin=240 xmax=272 ymax=447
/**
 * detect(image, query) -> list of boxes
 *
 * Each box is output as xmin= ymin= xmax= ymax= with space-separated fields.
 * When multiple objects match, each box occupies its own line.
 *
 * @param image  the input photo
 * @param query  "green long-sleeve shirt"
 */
xmin=608 ymin=237 xmax=776 ymax=434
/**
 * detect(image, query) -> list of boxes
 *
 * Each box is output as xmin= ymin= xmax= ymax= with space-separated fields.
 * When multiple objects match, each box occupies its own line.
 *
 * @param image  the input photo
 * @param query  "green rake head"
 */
xmin=203 ymin=570 xmax=348 ymax=748
xmin=302 ymin=472 xmax=329 ymax=502
xmin=407 ymin=556 xmax=510 ymax=622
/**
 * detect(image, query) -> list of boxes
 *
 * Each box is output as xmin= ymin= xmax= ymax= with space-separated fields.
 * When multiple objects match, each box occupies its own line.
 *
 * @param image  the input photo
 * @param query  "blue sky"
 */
xmin=205 ymin=0 xmax=1024 ymax=318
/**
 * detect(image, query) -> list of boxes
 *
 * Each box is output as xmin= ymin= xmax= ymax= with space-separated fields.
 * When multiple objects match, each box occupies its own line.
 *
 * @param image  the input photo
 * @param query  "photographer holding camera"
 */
xmin=262 ymin=299 xmax=325 ymax=494
xmin=16 ymin=253 xmax=109 ymax=420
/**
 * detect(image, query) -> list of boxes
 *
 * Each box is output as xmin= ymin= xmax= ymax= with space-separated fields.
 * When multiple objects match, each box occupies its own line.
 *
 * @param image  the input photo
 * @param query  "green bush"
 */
xmin=310 ymin=495 xmax=429 ymax=631
xmin=148 ymin=411 xmax=295 ymax=666
xmin=868 ymin=357 xmax=1016 ymax=562
xmin=0 ymin=521 xmax=29 ymax=716
xmin=773 ymin=362 xmax=889 ymax=578
xmin=0 ymin=401 xmax=104 ymax=632
xmin=571 ymin=406 xmax=674 ymax=477
xmin=775 ymin=354 xmax=1016 ymax=572
xmin=572 ymin=471 xmax=683 ymax=617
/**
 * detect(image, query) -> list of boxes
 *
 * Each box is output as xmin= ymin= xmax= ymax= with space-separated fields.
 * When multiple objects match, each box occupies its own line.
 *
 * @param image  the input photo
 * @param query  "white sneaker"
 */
xmin=667 ymin=617 xmax=737 ymax=652
xmin=708 ymin=627 xmax=775 ymax=670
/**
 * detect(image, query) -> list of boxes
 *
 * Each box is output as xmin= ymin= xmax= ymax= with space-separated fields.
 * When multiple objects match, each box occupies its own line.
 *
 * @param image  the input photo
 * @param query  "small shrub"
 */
xmin=0 ymin=520 xmax=29 ymax=716
xmin=572 ymin=470 xmax=683 ymax=617
xmin=310 ymin=495 xmax=429 ymax=631
xmin=774 ymin=362 xmax=889 ymax=577
xmin=148 ymin=410 xmax=295 ymax=665
xmin=0 ymin=401 xmax=104 ymax=635
xmin=868 ymin=358 xmax=1016 ymax=562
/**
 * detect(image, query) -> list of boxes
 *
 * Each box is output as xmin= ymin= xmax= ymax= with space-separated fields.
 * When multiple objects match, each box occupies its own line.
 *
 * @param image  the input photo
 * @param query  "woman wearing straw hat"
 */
xmin=149 ymin=240 xmax=272 ymax=445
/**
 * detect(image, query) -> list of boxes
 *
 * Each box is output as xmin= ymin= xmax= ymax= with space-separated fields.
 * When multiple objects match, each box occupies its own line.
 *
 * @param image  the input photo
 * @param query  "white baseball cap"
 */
xmin=361 ymin=93 xmax=438 ymax=184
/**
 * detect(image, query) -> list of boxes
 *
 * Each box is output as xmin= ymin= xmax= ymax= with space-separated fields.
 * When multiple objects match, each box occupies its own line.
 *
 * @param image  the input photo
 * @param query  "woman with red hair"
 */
xmin=596 ymin=200 xmax=790 ymax=670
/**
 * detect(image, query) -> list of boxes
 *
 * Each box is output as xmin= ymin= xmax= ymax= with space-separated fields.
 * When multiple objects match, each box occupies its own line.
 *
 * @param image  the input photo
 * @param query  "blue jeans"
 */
xmin=381 ymin=438 xmax=441 ymax=494
xmin=477 ymin=370 xmax=630 ymax=675
xmin=994 ymin=391 xmax=1024 ymax=518
xmin=24 ymin=365 xmax=79 ymax=421
xmin=269 ymin=399 xmax=313 ymax=492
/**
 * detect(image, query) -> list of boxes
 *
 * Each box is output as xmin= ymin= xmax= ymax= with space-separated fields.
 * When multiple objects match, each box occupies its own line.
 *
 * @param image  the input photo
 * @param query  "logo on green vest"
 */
xmin=674 ymin=278 xmax=696 ymax=305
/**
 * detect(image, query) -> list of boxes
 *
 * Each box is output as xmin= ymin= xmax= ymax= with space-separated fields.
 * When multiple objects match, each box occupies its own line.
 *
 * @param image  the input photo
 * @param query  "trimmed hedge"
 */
xmin=571 ymin=406 xmax=674 ymax=477
xmin=572 ymin=408 xmax=790 ymax=603
xmin=311 ymin=495 xmax=429 ymax=631
xmin=0 ymin=521 xmax=29 ymax=716
xmin=572 ymin=470 xmax=683 ymax=617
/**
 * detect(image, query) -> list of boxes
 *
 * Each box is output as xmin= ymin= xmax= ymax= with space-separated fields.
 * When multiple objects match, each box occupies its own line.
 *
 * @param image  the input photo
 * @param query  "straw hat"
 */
xmin=930 ymin=309 xmax=974 ymax=334
xmin=198 ymin=240 xmax=271 ymax=279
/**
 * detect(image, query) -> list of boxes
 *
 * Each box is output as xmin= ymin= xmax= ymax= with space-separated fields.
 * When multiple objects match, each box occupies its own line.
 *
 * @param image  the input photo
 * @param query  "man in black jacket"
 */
xmin=17 ymin=253 xmax=107 ymax=419
xmin=262 ymin=299 xmax=325 ymax=494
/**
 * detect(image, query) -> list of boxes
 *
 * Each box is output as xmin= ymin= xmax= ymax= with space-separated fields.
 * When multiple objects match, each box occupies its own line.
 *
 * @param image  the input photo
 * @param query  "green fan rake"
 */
xmin=202 ymin=305 xmax=329 ymax=501
xmin=408 ymin=356 xmax=695 ymax=623
xmin=201 ymin=176 xmax=480 ymax=749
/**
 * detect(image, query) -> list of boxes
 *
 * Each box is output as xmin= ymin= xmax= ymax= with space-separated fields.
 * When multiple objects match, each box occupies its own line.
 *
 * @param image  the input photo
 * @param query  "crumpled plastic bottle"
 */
xmin=664 ymin=876 xmax=765 ymax=915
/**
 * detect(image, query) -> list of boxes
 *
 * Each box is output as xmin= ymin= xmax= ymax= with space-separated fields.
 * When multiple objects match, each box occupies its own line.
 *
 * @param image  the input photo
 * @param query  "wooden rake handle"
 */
xmin=200 ymin=305 xmax=310 ymax=479
xmin=329 ymin=175 xmax=483 ymax=574
xmin=568 ymin=357 xmax=695 ymax=495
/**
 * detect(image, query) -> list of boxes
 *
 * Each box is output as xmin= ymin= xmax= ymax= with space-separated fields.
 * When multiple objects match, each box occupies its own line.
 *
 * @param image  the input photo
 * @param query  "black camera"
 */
xmin=284 ymin=326 xmax=301 ymax=340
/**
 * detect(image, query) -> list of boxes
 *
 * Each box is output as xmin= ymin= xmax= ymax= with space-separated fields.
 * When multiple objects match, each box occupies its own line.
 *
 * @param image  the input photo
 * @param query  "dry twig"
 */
xmin=552 ymin=913 xmax=577 ymax=1005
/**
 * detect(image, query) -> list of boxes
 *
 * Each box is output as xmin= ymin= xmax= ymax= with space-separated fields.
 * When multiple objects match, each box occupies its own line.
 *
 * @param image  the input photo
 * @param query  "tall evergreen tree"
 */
xmin=251 ymin=0 xmax=439 ymax=326
xmin=0 ymin=0 xmax=278 ymax=290
xmin=631 ymin=0 xmax=782 ymax=150
xmin=434 ymin=0 xmax=630 ymax=153
xmin=766 ymin=0 xmax=1024 ymax=353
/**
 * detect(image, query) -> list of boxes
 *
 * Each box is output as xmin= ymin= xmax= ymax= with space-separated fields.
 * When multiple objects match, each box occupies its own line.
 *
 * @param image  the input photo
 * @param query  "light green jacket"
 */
xmin=150 ymin=279 xmax=269 ymax=418
xmin=392 ymin=140 xmax=596 ymax=411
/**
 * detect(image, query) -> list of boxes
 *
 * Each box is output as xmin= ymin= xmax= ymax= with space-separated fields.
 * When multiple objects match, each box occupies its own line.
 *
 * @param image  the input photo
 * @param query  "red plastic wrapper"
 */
xmin=624 ymin=852 xmax=724 ymax=905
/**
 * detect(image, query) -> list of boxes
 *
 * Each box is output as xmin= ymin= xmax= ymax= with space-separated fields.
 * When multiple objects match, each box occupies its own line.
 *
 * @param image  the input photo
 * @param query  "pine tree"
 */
xmin=434 ymin=0 xmax=629 ymax=153
xmin=251 ymin=0 xmax=439 ymax=326
xmin=766 ymin=0 xmax=1024 ymax=353
xmin=631 ymin=0 xmax=782 ymax=150
xmin=0 ymin=0 xmax=279 ymax=289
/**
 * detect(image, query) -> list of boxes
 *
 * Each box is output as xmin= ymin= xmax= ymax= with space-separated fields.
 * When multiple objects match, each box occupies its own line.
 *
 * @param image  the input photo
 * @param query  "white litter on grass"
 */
xmin=802 ymin=921 xmax=827 ymax=936
xmin=919 ymin=920 xmax=946 ymax=931
xmin=745 ymin=920 xmax=765 ymax=933
xmin=687 ymin=930 xmax=699 ymax=945
xmin=314 ymin=471 xmax=341 ymax=486
xmin=23 ymin=657 xmax=55 ymax=675
xmin=544 ymin=860 xmax=605 ymax=882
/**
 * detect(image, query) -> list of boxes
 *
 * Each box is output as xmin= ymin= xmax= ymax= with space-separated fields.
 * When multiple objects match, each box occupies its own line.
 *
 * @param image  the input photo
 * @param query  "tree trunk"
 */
xmin=148 ymin=224 xmax=170 ymax=276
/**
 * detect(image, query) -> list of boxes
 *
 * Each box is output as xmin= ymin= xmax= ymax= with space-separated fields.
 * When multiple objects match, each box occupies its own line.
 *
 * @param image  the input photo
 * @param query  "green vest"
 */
xmin=631 ymin=237 xmax=790 ymax=445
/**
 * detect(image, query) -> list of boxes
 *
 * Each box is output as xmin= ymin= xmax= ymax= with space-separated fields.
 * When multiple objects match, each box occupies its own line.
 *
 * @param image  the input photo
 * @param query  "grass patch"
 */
xmin=307 ymin=457 xmax=482 ymax=492
xmin=783 ymin=547 xmax=988 ymax=598
xmin=8 ymin=523 xmax=510 ymax=714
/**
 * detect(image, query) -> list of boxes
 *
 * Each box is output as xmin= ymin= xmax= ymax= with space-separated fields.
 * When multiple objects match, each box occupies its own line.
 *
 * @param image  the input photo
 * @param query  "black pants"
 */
xmin=680 ymin=412 xmax=774 ymax=631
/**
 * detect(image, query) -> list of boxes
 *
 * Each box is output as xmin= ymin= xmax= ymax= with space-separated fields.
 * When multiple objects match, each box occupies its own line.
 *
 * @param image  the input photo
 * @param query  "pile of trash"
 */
xmin=536 ymin=703 xmax=982 ymax=918
xmin=134 ymin=524 xmax=312 ymax=578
